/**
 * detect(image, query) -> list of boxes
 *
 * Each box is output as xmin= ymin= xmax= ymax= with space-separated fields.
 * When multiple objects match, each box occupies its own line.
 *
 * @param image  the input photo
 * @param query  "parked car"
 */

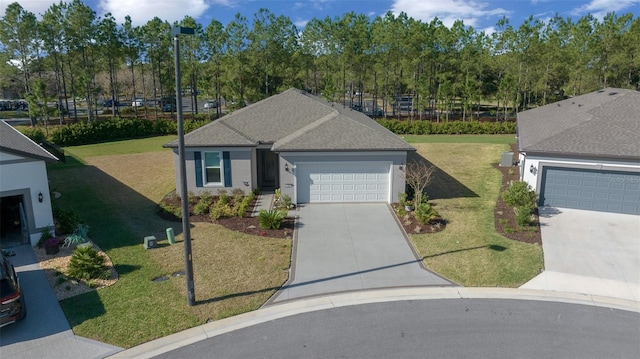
xmin=162 ymin=103 xmax=176 ymax=112
xmin=0 ymin=251 xmax=26 ymax=327
xmin=204 ymin=100 xmax=217 ymax=109
xmin=101 ymin=99 xmax=119 ymax=107
xmin=131 ymin=98 xmax=145 ymax=107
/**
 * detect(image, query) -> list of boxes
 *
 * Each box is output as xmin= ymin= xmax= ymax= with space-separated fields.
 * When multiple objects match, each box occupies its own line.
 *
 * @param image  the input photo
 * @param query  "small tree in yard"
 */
xmin=405 ymin=160 xmax=436 ymax=205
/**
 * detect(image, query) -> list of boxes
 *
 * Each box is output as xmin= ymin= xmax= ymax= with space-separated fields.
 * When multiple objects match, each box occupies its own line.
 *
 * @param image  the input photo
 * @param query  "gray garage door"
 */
xmin=540 ymin=167 xmax=640 ymax=215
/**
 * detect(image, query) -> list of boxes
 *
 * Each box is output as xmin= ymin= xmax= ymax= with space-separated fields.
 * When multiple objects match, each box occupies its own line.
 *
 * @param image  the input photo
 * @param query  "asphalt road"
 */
xmin=155 ymin=298 xmax=640 ymax=359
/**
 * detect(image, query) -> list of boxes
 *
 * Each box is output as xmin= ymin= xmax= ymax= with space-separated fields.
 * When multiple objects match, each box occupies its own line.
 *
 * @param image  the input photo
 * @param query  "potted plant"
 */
xmin=44 ymin=237 xmax=63 ymax=255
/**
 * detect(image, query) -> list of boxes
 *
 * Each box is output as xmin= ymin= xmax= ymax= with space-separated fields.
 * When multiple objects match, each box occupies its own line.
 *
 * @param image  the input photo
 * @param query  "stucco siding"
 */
xmin=174 ymin=147 xmax=254 ymax=196
xmin=0 ymin=157 xmax=55 ymax=246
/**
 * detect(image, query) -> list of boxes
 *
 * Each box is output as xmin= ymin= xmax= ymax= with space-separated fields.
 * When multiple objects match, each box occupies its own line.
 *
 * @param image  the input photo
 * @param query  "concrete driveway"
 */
xmin=0 ymin=245 xmax=122 ymax=358
xmin=268 ymin=203 xmax=454 ymax=304
xmin=521 ymin=207 xmax=640 ymax=301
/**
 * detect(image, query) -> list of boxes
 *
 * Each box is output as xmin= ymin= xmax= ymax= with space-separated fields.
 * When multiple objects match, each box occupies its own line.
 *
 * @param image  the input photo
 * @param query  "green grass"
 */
xmin=48 ymin=136 xmax=290 ymax=347
xmin=45 ymin=134 xmax=541 ymax=346
xmin=401 ymin=134 xmax=517 ymax=144
xmin=63 ymin=135 xmax=176 ymax=158
xmin=409 ymin=142 xmax=543 ymax=287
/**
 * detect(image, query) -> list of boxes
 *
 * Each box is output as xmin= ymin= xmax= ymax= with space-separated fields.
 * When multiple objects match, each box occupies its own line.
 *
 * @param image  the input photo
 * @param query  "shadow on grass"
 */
xmin=423 ymin=244 xmax=507 ymax=259
xmin=60 ymin=290 xmax=105 ymax=327
xmin=113 ymin=264 xmax=141 ymax=276
xmin=407 ymin=152 xmax=477 ymax=200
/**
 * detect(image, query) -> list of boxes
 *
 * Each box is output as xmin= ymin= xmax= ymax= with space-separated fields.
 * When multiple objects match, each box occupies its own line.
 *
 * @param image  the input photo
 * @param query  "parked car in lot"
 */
xmin=162 ymin=103 xmax=176 ymax=112
xmin=101 ymin=99 xmax=120 ymax=107
xmin=131 ymin=98 xmax=145 ymax=107
xmin=0 ymin=251 xmax=26 ymax=327
xmin=204 ymin=100 xmax=217 ymax=109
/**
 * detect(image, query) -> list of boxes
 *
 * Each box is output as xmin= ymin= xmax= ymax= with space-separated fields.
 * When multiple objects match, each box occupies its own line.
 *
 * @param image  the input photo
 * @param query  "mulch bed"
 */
xmin=158 ymin=193 xmax=294 ymax=239
xmin=390 ymin=204 xmax=447 ymax=235
xmin=493 ymin=143 xmax=542 ymax=245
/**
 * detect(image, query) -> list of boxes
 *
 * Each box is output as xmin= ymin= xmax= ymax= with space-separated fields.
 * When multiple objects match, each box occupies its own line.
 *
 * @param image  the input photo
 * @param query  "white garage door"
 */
xmin=296 ymin=162 xmax=390 ymax=203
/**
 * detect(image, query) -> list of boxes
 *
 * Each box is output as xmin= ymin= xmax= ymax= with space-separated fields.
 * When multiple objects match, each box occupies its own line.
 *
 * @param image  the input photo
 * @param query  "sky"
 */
xmin=2 ymin=0 xmax=639 ymax=34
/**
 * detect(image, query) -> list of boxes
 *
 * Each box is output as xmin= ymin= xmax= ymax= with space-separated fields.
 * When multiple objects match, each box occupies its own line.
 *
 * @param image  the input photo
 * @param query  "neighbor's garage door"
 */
xmin=296 ymin=162 xmax=390 ymax=203
xmin=540 ymin=167 xmax=640 ymax=215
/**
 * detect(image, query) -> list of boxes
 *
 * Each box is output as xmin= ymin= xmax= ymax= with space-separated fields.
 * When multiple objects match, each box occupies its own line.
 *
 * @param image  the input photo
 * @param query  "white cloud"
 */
xmin=1 ymin=0 xmax=235 ymax=25
xmin=1 ymin=0 xmax=58 ymax=17
xmin=98 ymin=0 xmax=226 ymax=26
xmin=572 ymin=0 xmax=640 ymax=19
xmin=389 ymin=0 xmax=509 ymax=28
xmin=482 ymin=26 xmax=496 ymax=36
xmin=294 ymin=19 xmax=309 ymax=28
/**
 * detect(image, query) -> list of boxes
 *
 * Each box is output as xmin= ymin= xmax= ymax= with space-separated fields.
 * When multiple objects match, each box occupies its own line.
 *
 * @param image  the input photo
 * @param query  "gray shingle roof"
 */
xmin=517 ymin=88 xmax=640 ymax=160
xmin=0 ymin=120 xmax=58 ymax=163
xmin=165 ymin=88 xmax=414 ymax=152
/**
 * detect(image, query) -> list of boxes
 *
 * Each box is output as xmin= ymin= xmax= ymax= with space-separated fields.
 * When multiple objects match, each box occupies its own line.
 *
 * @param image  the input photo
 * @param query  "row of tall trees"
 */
xmin=1 ymin=0 xmax=638 ymax=123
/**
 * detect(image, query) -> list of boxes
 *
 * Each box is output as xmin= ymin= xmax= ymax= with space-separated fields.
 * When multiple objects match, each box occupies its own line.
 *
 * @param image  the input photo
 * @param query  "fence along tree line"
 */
xmin=1 ymin=0 xmax=638 ymax=124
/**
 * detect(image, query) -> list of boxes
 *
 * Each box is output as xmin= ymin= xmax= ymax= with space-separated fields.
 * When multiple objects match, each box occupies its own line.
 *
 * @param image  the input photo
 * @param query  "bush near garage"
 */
xmin=377 ymin=119 xmax=516 ymax=135
xmin=501 ymin=181 xmax=537 ymax=228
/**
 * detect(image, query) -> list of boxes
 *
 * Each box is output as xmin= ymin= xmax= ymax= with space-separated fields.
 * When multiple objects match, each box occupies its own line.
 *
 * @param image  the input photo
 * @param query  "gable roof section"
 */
xmin=165 ymin=88 xmax=414 ymax=152
xmin=517 ymin=88 xmax=640 ymax=160
xmin=0 ymin=120 xmax=58 ymax=163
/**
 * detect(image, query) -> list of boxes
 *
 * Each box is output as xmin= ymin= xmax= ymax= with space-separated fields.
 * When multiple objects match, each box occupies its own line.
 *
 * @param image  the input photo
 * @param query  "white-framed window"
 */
xmin=204 ymin=151 xmax=222 ymax=185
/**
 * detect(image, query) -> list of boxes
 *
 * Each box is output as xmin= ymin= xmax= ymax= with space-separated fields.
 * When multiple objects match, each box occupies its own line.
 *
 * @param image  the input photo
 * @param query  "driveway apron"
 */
xmin=268 ymin=203 xmax=454 ymax=304
xmin=0 ymin=245 xmax=122 ymax=358
xmin=521 ymin=207 xmax=640 ymax=301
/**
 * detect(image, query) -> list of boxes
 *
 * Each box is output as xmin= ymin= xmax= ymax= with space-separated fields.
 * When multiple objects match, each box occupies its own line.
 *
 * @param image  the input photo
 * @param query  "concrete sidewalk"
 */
xmin=268 ymin=203 xmax=454 ymax=304
xmin=0 ymin=245 xmax=122 ymax=359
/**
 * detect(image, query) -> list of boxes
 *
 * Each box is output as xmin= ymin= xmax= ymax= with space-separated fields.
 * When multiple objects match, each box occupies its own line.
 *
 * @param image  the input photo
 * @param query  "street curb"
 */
xmin=106 ymin=287 xmax=639 ymax=358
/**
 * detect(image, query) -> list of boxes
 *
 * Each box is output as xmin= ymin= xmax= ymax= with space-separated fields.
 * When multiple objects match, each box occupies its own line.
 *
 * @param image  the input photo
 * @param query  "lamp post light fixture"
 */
xmin=173 ymin=25 xmax=196 ymax=306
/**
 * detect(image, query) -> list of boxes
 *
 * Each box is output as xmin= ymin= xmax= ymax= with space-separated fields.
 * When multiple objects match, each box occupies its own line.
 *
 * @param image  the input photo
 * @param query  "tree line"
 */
xmin=1 ymin=0 xmax=638 ymax=124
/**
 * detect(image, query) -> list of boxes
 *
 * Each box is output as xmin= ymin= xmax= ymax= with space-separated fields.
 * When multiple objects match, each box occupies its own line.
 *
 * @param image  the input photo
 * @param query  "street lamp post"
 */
xmin=172 ymin=25 xmax=195 ymax=306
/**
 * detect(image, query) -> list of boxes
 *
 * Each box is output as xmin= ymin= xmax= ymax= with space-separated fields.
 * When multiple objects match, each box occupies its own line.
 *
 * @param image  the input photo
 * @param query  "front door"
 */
xmin=257 ymin=150 xmax=279 ymax=190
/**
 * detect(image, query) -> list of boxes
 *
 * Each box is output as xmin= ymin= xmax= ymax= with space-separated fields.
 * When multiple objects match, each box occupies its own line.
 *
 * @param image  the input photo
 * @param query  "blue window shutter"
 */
xmin=194 ymin=151 xmax=203 ymax=187
xmin=223 ymin=151 xmax=232 ymax=187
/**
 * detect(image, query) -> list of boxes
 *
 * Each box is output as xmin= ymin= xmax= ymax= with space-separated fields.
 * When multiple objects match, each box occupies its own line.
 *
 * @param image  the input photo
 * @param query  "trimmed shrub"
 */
xmin=377 ymin=119 xmax=516 ymax=135
xmin=258 ymin=209 xmax=286 ymax=229
xmin=20 ymin=127 xmax=46 ymax=143
xmin=502 ymin=181 xmax=536 ymax=209
xmin=67 ymin=246 xmax=109 ymax=281
xmin=515 ymin=206 xmax=533 ymax=227
xmin=413 ymin=203 xmax=439 ymax=224
xmin=209 ymin=200 xmax=236 ymax=220
xmin=49 ymin=117 xmax=209 ymax=146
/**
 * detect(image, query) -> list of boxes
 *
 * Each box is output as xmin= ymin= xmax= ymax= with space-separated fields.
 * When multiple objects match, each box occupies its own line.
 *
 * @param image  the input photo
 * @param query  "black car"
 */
xmin=0 ymin=251 xmax=26 ymax=327
xmin=101 ymin=99 xmax=120 ymax=107
xmin=162 ymin=103 xmax=176 ymax=112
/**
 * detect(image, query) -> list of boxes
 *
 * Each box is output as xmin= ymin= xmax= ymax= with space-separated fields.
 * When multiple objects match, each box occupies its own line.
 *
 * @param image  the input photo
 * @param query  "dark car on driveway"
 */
xmin=0 ymin=251 xmax=26 ymax=327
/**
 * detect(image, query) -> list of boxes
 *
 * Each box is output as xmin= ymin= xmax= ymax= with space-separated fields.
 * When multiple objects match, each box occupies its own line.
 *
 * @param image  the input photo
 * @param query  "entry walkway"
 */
xmin=268 ymin=203 xmax=454 ymax=304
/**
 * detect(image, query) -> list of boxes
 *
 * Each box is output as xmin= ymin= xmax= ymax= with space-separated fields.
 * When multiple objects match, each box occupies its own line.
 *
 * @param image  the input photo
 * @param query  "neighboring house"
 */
xmin=517 ymin=88 xmax=640 ymax=215
xmin=165 ymin=88 xmax=415 ymax=204
xmin=0 ymin=120 xmax=58 ymax=246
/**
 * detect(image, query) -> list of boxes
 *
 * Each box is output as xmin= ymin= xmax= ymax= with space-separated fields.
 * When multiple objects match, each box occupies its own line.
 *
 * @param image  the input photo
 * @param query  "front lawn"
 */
xmin=48 ymin=140 xmax=290 ymax=347
xmin=44 ymin=134 xmax=542 ymax=347
xmin=407 ymin=138 xmax=543 ymax=287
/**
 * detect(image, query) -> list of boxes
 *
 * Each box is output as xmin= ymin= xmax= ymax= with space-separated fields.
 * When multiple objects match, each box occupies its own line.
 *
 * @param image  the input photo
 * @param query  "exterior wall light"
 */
xmin=530 ymin=164 xmax=535 ymax=173
xmin=285 ymin=163 xmax=289 ymax=172
xmin=38 ymin=192 xmax=44 ymax=203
